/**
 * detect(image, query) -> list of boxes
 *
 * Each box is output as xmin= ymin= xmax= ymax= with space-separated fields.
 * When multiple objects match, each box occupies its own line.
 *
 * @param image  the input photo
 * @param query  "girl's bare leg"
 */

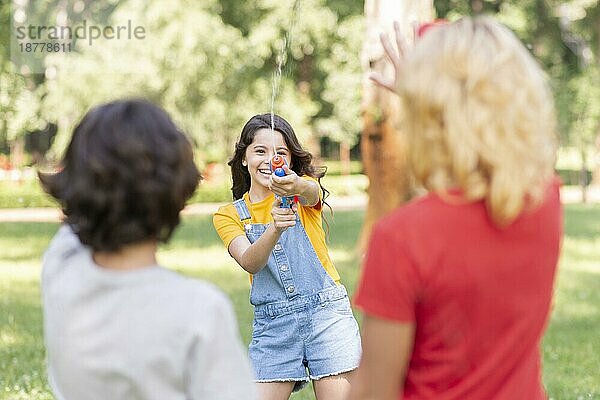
xmin=256 ymin=381 xmax=295 ymax=400
xmin=313 ymin=370 xmax=356 ymax=400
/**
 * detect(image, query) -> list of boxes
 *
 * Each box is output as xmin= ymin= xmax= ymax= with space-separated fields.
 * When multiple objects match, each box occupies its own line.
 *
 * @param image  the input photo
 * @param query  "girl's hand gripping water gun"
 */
xmin=270 ymin=155 xmax=298 ymax=208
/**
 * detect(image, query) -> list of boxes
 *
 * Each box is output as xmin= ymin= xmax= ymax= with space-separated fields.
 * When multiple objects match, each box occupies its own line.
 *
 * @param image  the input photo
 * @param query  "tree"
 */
xmin=434 ymin=0 xmax=600 ymax=195
xmin=316 ymin=15 xmax=363 ymax=174
xmin=2 ymin=0 xmax=368 ymax=176
xmin=36 ymin=0 xmax=364 ymax=170
xmin=1 ymin=0 xmax=122 ymax=166
xmin=359 ymin=0 xmax=433 ymax=246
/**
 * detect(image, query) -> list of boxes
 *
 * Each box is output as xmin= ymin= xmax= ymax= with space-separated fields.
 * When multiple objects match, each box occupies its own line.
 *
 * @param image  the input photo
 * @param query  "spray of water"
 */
xmin=270 ymin=0 xmax=301 ymax=155
xmin=270 ymin=37 xmax=287 ymax=154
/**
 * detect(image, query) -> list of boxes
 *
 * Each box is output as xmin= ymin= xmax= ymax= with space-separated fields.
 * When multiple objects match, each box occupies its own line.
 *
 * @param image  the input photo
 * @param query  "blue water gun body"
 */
xmin=270 ymin=155 xmax=297 ymax=208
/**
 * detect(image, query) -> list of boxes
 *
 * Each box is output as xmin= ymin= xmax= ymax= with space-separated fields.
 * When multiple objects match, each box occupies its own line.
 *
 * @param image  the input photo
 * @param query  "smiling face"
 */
xmin=243 ymin=128 xmax=291 ymax=199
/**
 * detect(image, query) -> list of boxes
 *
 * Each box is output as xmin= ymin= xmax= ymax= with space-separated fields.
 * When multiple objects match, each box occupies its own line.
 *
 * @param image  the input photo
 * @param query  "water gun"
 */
xmin=270 ymin=155 xmax=298 ymax=208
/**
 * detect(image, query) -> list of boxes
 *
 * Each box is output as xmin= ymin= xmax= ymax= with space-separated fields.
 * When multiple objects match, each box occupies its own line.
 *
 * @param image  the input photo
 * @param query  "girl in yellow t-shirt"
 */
xmin=213 ymin=113 xmax=361 ymax=400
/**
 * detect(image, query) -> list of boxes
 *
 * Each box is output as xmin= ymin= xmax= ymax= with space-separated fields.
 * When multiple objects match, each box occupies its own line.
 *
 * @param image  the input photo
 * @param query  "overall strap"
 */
xmin=233 ymin=198 xmax=252 ymax=221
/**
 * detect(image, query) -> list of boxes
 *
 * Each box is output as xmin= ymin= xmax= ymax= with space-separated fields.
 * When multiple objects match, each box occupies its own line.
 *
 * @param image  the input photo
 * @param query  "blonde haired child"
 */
xmin=351 ymin=16 xmax=562 ymax=400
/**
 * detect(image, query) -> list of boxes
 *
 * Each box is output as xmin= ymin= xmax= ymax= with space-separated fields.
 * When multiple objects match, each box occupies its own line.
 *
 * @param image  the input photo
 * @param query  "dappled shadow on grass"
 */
xmin=552 ymin=267 xmax=600 ymax=321
xmin=0 ymin=282 xmax=44 ymax=352
xmin=326 ymin=210 xmax=364 ymax=249
xmin=563 ymin=204 xmax=600 ymax=239
xmin=328 ymin=210 xmax=364 ymax=299
xmin=0 ymin=222 xmax=59 ymax=263
xmin=544 ymin=314 xmax=600 ymax=399
xmin=161 ymin=215 xmax=223 ymax=251
xmin=332 ymin=257 xmax=361 ymax=298
xmin=0 ymin=222 xmax=59 ymax=240
xmin=560 ymin=240 xmax=600 ymax=269
xmin=543 ymin=267 xmax=600 ymax=399
xmin=0 ymin=280 xmax=52 ymax=399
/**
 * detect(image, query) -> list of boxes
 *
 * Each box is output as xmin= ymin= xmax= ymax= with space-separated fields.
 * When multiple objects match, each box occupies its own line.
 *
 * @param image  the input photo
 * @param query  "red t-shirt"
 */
xmin=354 ymin=181 xmax=562 ymax=400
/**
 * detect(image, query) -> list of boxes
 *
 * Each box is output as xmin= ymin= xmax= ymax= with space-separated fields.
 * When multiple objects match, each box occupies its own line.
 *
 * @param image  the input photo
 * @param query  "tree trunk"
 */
xmin=471 ymin=0 xmax=484 ymax=14
xmin=593 ymin=125 xmax=600 ymax=186
xmin=0 ymin=118 xmax=8 ymax=155
xmin=580 ymin=147 xmax=588 ymax=203
xmin=9 ymin=137 xmax=25 ymax=182
xmin=593 ymin=10 xmax=600 ymax=187
xmin=359 ymin=0 xmax=433 ymax=249
xmin=340 ymin=141 xmax=350 ymax=176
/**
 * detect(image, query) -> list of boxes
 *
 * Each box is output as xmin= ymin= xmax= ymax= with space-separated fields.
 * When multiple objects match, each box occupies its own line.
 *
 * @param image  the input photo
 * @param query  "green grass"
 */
xmin=543 ymin=204 xmax=600 ymax=400
xmin=1 ymin=206 xmax=599 ymax=399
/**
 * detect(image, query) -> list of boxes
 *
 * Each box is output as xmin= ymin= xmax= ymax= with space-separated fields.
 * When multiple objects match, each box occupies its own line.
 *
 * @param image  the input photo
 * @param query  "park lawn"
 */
xmin=1 ymin=205 xmax=599 ymax=400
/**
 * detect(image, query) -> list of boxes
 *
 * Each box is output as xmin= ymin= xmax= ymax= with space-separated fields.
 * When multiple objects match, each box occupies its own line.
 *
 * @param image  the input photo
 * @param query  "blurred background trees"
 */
xmin=1 ymin=0 xmax=367 ymax=173
xmin=0 ymin=0 xmax=598 ymax=197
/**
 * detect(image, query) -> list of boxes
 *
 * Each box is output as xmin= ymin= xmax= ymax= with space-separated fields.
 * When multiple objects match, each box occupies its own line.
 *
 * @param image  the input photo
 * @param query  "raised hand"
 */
xmin=369 ymin=21 xmax=406 ymax=94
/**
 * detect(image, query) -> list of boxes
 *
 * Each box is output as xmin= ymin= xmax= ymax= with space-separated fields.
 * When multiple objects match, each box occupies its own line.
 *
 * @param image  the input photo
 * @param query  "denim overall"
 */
xmin=233 ymin=198 xmax=361 ymax=388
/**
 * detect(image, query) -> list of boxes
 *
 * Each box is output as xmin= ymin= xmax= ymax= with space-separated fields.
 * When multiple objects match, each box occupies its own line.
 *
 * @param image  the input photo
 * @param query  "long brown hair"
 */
xmin=228 ymin=113 xmax=329 ymax=203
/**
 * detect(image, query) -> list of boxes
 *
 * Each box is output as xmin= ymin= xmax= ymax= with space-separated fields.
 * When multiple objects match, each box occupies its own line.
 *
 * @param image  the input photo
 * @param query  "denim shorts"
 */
xmin=249 ymin=286 xmax=362 ymax=391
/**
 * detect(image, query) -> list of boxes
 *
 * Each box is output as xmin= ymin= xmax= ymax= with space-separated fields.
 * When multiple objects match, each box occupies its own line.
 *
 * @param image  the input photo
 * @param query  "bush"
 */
xmin=189 ymin=182 xmax=232 ymax=203
xmin=0 ymin=174 xmax=371 ymax=209
xmin=321 ymin=174 xmax=368 ymax=196
xmin=0 ymin=180 xmax=58 ymax=208
xmin=0 ymin=179 xmax=235 ymax=208
xmin=556 ymin=169 xmax=592 ymax=186
xmin=5 ymin=169 xmax=596 ymax=209
xmin=320 ymin=160 xmax=364 ymax=176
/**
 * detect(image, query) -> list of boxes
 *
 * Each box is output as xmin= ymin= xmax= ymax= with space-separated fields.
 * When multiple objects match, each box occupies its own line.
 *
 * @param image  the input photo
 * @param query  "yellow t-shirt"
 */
xmin=213 ymin=187 xmax=341 ymax=284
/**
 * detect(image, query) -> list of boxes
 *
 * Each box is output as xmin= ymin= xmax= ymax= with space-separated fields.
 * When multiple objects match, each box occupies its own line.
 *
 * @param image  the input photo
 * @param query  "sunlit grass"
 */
xmin=0 ymin=206 xmax=598 ymax=400
xmin=542 ymin=204 xmax=600 ymax=400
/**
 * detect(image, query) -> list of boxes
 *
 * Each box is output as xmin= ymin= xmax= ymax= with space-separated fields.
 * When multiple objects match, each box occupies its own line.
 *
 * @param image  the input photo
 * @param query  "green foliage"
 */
xmin=189 ymin=182 xmax=232 ymax=203
xmin=40 ymin=0 xmax=252 ymax=160
xmin=0 ymin=4 xmax=43 ymax=152
xmin=2 ymin=0 xmax=599 ymax=176
xmin=556 ymin=168 xmax=593 ymax=186
xmin=0 ymin=178 xmax=234 ymax=208
xmin=1 ymin=205 xmax=600 ymax=399
xmin=321 ymin=173 xmax=368 ymax=196
xmin=434 ymin=0 xmax=600 ymax=180
xmin=1 ymin=0 xmax=366 ymax=163
xmin=315 ymin=15 xmax=364 ymax=145
xmin=568 ymin=67 xmax=600 ymax=145
xmin=321 ymin=160 xmax=364 ymax=175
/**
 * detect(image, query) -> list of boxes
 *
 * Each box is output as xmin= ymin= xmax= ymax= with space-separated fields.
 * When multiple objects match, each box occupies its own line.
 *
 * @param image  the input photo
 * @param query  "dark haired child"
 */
xmin=40 ymin=99 xmax=256 ymax=400
xmin=213 ymin=113 xmax=361 ymax=400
